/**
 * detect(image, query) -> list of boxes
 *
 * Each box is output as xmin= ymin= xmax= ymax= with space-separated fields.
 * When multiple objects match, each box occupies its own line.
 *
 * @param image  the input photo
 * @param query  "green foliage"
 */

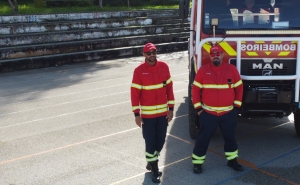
xmin=102 ymin=0 xmax=141 ymax=6
xmin=0 ymin=0 xmax=179 ymax=15
xmin=34 ymin=0 xmax=46 ymax=8
xmin=147 ymin=0 xmax=179 ymax=5
xmin=46 ymin=0 xmax=93 ymax=7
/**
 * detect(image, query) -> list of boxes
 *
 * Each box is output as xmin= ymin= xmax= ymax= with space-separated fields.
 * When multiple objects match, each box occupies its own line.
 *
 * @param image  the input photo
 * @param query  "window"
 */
xmin=202 ymin=0 xmax=300 ymax=34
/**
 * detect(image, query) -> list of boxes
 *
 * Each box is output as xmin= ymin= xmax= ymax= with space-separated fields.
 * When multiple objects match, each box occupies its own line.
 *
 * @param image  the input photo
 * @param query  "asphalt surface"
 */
xmin=0 ymin=51 xmax=299 ymax=185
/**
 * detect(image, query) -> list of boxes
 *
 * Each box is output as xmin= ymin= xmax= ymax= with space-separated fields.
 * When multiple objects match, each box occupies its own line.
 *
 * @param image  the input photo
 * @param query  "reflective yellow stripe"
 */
xmin=255 ymin=41 xmax=265 ymax=44
xmin=278 ymin=52 xmax=290 ymax=56
xmin=141 ymin=108 xmax=168 ymax=115
xmin=192 ymin=154 xmax=206 ymax=160
xmin=193 ymin=81 xmax=203 ymax=88
xmin=227 ymin=155 xmax=237 ymax=160
xmin=203 ymin=84 xmax=229 ymax=89
xmin=219 ymin=42 xmax=237 ymax=56
xmin=192 ymin=154 xmax=206 ymax=164
xmin=147 ymin=158 xmax=158 ymax=162
xmin=132 ymin=106 xmax=140 ymax=111
xmin=133 ymin=78 xmax=172 ymax=91
xmin=166 ymin=78 xmax=172 ymax=84
xmin=142 ymin=78 xmax=171 ymax=90
xmin=225 ymin=150 xmax=238 ymax=156
xmin=192 ymin=160 xmax=205 ymax=164
xmin=140 ymin=103 xmax=171 ymax=115
xmin=225 ymin=150 xmax=238 ymax=160
xmin=146 ymin=151 xmax=158 ymax=162
xmin=234 ymin=100 xmax=242 ymax=106
xmin=146 ymin=151 xmax=158 ymax=157
xmin=233 ymin=80 xmax=243 ymax=88
xmin=196 ymin=82 xmax=242 ymax=89
xmin=217 ymin=41 xmax=297 ymax=57
xmin=202 ymin=42 xmax=211 ymax=53
xmin=168 ymin=100 xmax=175 ymax=105
xmin=246 ymin=52 xmax=259 ymax=56
xmin=141 ymin=104 xmax=168 ymax=110
xmin=202 ymin=104 xmax=233 ymax=113
xmin=265 ymin=52 xmax=271 ymax=56
xmin=143 ymin=84 xmax=164 ymax=90
xmin=131 ymin=83 xmax=142 ymax=89
xmin=194 ymin=102 xmax=202 ymax=108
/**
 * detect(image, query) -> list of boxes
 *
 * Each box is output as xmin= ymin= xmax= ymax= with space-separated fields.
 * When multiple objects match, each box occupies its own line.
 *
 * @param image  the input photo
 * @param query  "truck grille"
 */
xmin=230 ymin=59 xmax=296 ymax=76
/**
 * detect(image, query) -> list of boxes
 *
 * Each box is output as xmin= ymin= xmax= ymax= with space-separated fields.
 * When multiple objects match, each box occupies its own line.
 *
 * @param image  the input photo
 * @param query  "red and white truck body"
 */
xmin=187 ymin=0 xmax=300 ymax=138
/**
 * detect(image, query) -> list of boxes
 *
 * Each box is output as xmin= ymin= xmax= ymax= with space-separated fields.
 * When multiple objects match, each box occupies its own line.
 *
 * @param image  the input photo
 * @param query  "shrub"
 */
xmin=46 ymin=0 xmax=93 ymax=7
xmin=34 ymin=0 xmax=46 ymax=8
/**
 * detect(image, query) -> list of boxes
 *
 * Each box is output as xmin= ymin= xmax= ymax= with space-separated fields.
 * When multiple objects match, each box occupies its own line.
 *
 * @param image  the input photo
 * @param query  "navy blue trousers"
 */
xmin=193 ymin=109 xmax=238 ymax=157
xmin=142 ymin=116 xmax=168 ymax=155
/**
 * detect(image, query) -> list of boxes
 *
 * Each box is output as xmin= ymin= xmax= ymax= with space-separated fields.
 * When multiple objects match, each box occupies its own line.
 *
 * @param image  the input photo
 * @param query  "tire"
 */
xmin=294 ymin=110 xmax=300 ymax=138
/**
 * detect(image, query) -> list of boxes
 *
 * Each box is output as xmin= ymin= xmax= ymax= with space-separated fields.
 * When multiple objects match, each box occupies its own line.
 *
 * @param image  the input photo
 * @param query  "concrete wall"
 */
xmin=0 ymin=9 xmax=189 ymax=72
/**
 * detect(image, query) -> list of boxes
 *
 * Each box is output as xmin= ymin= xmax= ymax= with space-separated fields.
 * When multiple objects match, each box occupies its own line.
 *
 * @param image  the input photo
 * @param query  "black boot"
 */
xmin=227 ymin=158 xmax=243 ymax=171
xmin=149 ymin=161 xmax=161 ymax=183
xmin=193 ymin=164 xmax=202 ymax=174
xmin=146 ymin=162 xmax=162 ymax=176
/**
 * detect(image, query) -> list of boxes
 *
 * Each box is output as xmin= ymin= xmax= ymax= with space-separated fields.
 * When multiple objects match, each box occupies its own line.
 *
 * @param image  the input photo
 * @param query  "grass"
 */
xmin=0 ymin=1 xmax=179 ymax=15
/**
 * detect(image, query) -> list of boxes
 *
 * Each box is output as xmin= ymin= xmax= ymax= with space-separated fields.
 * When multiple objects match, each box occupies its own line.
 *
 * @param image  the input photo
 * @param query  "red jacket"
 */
xmin=192 ymin=62 xmax=243 ymax=116
xmin=131 ymin=60 xmax=175 ymax=118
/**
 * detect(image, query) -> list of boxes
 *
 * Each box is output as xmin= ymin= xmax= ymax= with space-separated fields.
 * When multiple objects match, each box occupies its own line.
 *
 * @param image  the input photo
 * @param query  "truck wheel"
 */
xmin=188 ymin=83 xmax=199 ymax=139
xmin=294 ymin=111 xmax=300 ymax=138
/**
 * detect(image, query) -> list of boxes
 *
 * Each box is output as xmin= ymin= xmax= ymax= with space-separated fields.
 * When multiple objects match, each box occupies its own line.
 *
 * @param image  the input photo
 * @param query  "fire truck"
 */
xmin=185 ymin=0 xmax=300 ymax=139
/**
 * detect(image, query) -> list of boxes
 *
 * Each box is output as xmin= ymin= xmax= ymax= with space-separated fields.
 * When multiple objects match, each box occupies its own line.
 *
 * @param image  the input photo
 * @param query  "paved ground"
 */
xmin=0 ymin=51 xmax=299 ymax=185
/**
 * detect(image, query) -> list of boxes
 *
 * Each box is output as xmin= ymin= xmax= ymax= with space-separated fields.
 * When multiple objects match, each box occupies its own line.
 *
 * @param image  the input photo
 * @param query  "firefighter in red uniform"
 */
xmin=130 ymin=43 xmax=175 ymax=183
xmin=192 ymin=45 xmax=244 ymax=174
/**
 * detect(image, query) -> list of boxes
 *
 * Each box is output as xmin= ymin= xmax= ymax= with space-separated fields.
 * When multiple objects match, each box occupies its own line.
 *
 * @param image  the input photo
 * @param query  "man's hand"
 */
xmin=135 ymin=116 xmax=143 ymax=128
xmin=166 ymin=110 xmax=174 ymax=122
xmin=197 ymin=110 xmax=203 ymax=115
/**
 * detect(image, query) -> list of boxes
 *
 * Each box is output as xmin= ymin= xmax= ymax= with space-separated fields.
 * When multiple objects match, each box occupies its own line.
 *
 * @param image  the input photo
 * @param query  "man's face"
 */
xmin=209 ymin=51 xmax=224 ymax=66
xmin=143 ymin=49 xmax=157 ymax=64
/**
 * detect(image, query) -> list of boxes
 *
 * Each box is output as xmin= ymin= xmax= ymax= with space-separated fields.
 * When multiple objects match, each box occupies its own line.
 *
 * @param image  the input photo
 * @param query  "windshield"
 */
xmin=202 ymin=0 xmax=300 ymax=33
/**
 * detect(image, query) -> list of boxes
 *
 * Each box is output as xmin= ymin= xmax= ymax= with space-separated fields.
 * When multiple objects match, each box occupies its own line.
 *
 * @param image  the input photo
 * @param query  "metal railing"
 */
xmin=197 ymin=37 xmax=300 ymax=102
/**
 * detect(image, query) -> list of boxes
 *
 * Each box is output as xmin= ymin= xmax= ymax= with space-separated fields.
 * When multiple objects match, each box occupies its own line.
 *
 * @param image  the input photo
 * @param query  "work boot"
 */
xmin=149 ymin=161 xmax=161 ymax=183
xmin=193 ymin=164 xmax=202 ymax=174
xmin=146 ymin=162 xmax=162 ymax=176
xmin=227 ymin=158 xmax=243 ymax=171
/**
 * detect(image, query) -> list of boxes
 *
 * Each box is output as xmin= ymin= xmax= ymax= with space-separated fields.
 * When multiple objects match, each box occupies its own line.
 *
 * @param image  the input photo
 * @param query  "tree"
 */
xmin=98 ymin=0 xmax=103 ymax=8
xmin=127 ymin=0 xmax=130 ymax=7
xmin=8 ymin=0 xmax=18 ymax=14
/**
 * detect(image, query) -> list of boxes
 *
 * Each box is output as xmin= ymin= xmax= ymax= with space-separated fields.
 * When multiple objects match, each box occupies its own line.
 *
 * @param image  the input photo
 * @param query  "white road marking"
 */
xmin=0 ymin=89 xmax=187 ymax=129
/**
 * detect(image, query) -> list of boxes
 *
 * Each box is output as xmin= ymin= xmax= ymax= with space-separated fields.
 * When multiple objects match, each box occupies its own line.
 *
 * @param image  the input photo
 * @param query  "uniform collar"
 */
xmin=210 ymin=62 xmax=224 ymax=71
xmin=144 ymin=60 xmax=158 ymax=70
